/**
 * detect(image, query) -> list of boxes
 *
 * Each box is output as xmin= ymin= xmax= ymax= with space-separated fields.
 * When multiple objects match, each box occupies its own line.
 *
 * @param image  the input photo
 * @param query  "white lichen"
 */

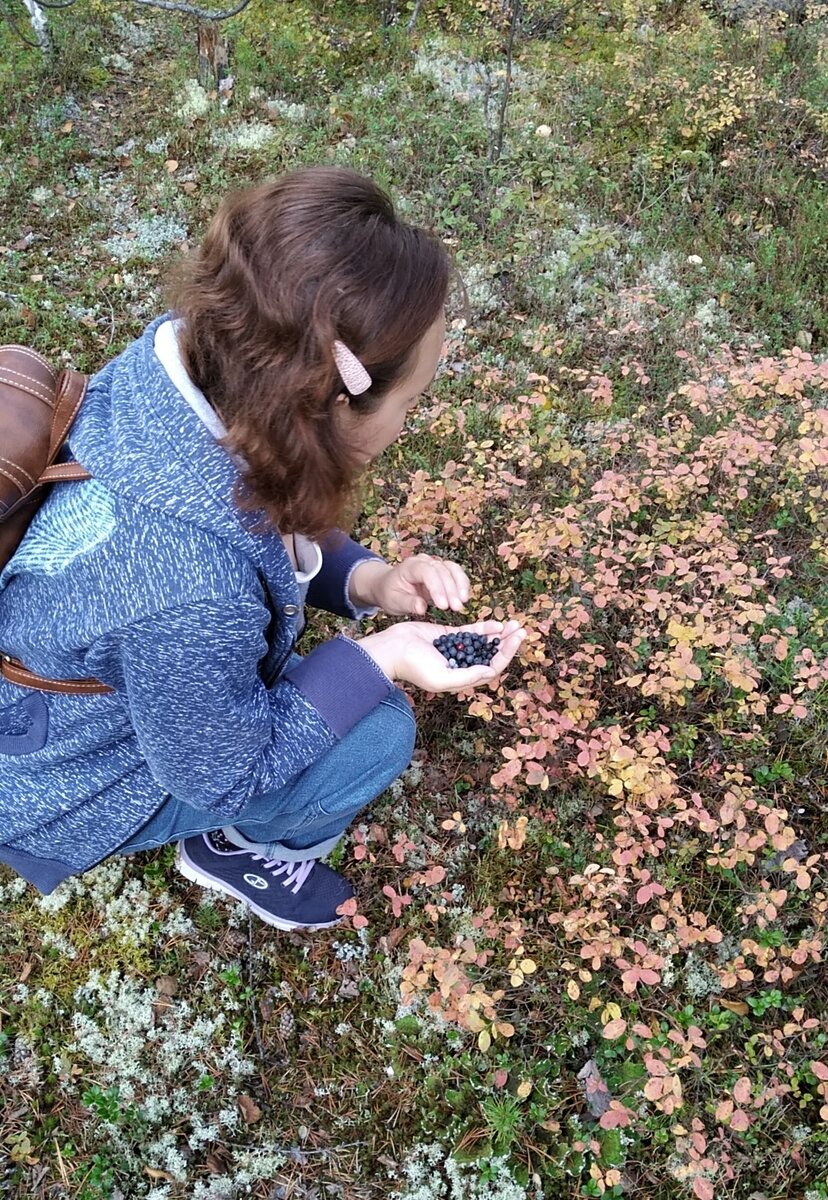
xmin=684 ymin=953 xmax=723 ymax=999
xmin=175 ymin=79 xmax=211 ymax=121
xmin=265 ymin=97 xmax=308 ymax=121
xmin=391 ymin=1142 xmax=542 ymax=1199
xmin=214 ymin=120 xmax=278 ymax=152
xmin=413 ymin=43 xmax=528 ymax=105
xmin=104 ymin=213 xmax=188 ymax=263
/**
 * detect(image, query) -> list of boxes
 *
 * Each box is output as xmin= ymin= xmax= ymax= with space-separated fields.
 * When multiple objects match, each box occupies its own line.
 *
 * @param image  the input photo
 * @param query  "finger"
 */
xmin=457 ymin=619 xmax=507 ymax=636
xmin=489 ymin=628 xmax=527 ymax=672
xmin=442 ymin=561 xmax=470 ymax=611
xmin=388 ymin=579 xmax=431 ymax=617
xmin=411 ymin=563 xmax=455 ymax=611
xmin=405 ymin=559 xmax=468 ymax=612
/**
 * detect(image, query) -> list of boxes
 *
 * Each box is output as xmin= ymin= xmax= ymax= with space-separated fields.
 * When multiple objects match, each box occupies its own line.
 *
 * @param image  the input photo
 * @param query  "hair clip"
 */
xmin=333 ymin=340 xmax=372 ymax=396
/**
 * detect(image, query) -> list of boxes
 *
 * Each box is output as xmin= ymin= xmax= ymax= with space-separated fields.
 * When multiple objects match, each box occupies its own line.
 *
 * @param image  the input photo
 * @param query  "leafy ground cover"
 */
xmin=1 ymin=1 xmax=827 ymax=1197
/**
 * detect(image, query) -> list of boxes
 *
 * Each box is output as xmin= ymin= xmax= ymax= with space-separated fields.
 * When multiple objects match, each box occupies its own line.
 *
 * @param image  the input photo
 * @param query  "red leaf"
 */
xmin=599 ymin=1101 xmax=634 ymax=1129
xmin=382 ymin=885 xmax=412 ymax=918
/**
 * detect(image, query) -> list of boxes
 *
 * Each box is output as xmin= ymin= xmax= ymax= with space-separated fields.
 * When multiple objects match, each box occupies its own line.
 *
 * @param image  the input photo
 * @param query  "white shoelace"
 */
xmin=251 ymin=855 xmax=315 ymax=895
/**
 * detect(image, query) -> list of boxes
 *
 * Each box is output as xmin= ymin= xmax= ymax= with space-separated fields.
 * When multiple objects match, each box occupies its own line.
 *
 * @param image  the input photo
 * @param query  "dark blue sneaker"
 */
xmin=176 ymin=831 xmax=354 ymax=930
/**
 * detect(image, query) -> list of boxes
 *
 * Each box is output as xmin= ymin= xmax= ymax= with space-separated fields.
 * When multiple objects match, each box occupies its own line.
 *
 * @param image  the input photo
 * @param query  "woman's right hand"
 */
xmin=356 ymin=619 xmax=525 ymax=693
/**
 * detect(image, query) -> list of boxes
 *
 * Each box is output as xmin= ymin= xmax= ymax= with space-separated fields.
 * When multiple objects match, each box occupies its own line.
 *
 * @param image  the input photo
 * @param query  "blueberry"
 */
xmin=433 ymin=631 xmax=500 ymax=669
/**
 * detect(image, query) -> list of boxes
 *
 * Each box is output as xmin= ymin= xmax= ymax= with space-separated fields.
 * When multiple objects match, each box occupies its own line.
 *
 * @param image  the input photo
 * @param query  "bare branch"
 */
xmin=27 ymin=0 xmax=78 ymax=10
xmin=492 ymin=0 xmax=520 ymax=164
xmin=131 ymin=0 xmax=255 ymax=19
xmin=35 ymin=0 xmax=253 ymax=13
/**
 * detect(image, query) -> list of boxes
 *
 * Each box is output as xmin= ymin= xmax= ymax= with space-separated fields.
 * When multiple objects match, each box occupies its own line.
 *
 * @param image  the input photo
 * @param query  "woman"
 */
xmin=0 ymin=166 xmax=524 ymax=928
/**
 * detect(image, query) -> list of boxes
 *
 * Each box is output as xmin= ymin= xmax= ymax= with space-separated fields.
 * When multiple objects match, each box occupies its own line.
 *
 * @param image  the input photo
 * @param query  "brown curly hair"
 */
xmin=169 ymin=167 xmax=450 ymax=537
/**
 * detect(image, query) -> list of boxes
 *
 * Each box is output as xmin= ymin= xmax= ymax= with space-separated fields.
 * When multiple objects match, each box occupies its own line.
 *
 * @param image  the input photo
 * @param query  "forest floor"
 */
xmin=0 ymin=1 xmax=827 ymax=1197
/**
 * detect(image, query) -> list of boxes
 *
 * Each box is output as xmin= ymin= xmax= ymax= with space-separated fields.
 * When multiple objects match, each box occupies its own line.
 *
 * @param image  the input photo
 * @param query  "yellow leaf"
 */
xmin=567 ymin=980 xmax=581 ymax=1001
xmin=521 ymin=959 xmax=537 ymax=974
xmin=517 ymin=1080 xmax=532 ymax=1099
xmin=721 ymin=1000 xmax=749 ymax=1016
xmin=602 ymin=1002 xmax=622 ymax=1023
xmin=478 ymin=1029 xmax=491 ymax=1052
xmin=667 ymin=620 xmax=696 ymax=644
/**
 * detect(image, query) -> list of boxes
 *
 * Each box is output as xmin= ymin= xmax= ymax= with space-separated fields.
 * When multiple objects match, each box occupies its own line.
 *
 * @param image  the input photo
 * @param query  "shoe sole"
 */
xmin=175 ymin=844 xmax=343 ymax=931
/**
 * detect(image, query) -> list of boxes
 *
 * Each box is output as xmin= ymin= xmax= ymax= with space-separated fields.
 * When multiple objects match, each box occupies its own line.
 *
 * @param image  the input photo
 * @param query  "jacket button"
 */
xmin=282 ymin=604 xmax=300 ymax=617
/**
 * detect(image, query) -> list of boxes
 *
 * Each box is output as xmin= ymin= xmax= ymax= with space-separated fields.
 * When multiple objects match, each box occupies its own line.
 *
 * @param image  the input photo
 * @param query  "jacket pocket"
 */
xmin=0 ymin=693 xmax=49 ymax=755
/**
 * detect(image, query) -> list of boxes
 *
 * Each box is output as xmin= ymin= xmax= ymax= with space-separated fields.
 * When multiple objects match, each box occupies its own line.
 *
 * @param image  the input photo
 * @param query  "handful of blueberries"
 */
xmin=433 ymin=630 xmax=500 ymax=669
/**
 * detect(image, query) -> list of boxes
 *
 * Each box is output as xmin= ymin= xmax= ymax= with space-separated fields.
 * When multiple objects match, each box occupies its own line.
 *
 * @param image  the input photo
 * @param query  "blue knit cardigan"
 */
xmin=0 ymin=316 xmax=393 ymax=892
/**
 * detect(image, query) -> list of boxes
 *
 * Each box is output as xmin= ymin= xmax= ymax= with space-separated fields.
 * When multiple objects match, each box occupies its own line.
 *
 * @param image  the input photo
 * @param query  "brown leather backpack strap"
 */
xmin=0 ymin=353 xmax=102 ymax=696
xmin=39 ymin=462 xmax=92 ymax=484
xmin=47 ymin=369 xmax=88 ymax=463
xmin=1 ymin=654 xmax=113 ymax=695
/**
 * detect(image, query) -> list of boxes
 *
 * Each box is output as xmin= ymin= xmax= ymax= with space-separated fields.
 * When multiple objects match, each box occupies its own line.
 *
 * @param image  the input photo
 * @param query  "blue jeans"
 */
xmin=115 ymin=683 xmax=415 ymax=864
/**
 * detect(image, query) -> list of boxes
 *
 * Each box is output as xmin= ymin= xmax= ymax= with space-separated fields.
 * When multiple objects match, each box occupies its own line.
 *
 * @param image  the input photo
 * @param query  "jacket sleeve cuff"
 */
xmin=282 ymin=635 xmax=394 ymax=738
xmin=305 ymin=530 xmax=384 ymax=618
xmin=343 ymin=558 xmax=382 ymax=621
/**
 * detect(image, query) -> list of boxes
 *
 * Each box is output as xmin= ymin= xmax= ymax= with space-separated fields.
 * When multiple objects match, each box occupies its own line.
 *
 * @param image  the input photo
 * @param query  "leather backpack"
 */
xmin=0 ymin=345 xmax=111 ymax=695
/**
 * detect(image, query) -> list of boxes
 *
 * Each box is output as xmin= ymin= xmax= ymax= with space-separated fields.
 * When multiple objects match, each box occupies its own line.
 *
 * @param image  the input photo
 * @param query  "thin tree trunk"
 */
xmin=491 ymin=0 xmax=520 ymax=164
xmin=197 ymin=18 xmax=228 ymax=88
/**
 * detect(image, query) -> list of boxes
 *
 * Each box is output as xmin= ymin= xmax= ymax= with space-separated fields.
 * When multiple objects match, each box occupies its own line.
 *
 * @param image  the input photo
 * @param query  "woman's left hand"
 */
xmin=351 ymin=555 xmax=470 ymax=616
